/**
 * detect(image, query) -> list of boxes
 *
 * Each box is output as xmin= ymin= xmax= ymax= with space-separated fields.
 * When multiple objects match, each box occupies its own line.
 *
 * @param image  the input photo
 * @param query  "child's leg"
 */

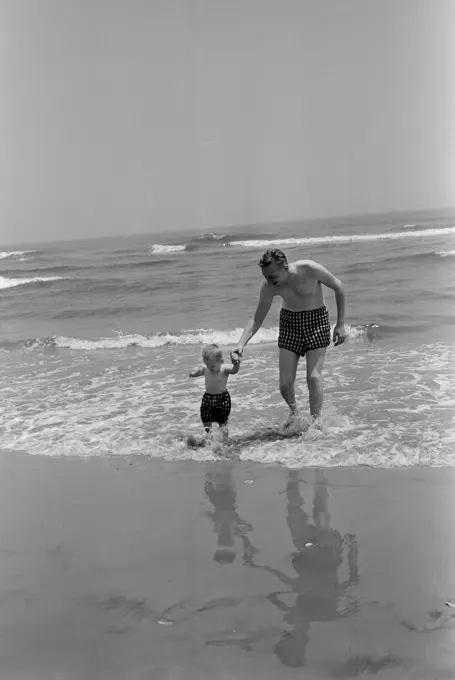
xmin=200 ymin=394 xmax=213 ymax=438
xmin=216 ymin=392 xmax=231 ymax=444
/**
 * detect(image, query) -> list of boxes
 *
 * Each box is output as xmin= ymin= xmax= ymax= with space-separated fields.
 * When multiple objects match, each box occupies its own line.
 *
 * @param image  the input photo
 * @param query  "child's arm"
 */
xmin=224 ymin=351 xmax=241 ymax=375
xmin=189 ymin=366 xmax=205 ymax=378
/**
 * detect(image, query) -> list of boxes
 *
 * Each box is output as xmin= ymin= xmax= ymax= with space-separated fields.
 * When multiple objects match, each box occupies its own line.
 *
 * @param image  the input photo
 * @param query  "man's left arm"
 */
xmin=306 ymin=261 xmax=346 ymax=346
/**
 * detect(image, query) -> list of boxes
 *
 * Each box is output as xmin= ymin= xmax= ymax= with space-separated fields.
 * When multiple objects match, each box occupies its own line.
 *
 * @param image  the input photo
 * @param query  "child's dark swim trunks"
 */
xmin=200 ymin=390 xmax=231 ymax=425
xmin=278 ymin=306 xmax=331 ymax=357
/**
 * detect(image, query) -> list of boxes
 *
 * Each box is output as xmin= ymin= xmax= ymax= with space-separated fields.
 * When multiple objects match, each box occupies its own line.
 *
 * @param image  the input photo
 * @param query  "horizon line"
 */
xmin=2 ymin=204 xmax=454 ymax=249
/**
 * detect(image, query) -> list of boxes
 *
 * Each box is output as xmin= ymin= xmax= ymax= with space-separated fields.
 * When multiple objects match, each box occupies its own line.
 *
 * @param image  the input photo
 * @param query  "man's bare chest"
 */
xmin=279 ymin=277 xmax=319 ymax=301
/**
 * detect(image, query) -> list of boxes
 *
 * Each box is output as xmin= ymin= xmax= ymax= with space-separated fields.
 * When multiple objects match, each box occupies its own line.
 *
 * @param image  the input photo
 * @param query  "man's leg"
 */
xmin=305 ymin=347 xmax=327 ymax=419
xmin=279 ymin=348 xmax=300 ymax=424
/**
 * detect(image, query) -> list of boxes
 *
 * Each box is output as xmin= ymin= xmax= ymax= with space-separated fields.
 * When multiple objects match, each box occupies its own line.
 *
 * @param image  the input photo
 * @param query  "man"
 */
xmin=234 ymin=248 xmax=346 ymax=427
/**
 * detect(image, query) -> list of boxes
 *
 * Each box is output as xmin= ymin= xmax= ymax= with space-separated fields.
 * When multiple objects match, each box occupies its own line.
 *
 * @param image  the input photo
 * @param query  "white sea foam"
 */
xmin=229 ymin=226 xmax=455 ymax=249
xmin=51 ymin=327 xmax=278 ymax=350
xmin=150 ymin=244 xmax=186 ymax=254
xmin=0 ymin=250 xmax=37 ymax=259
xmin=31 ymin=323 xmax=366 ymax=350
xmin=0 ymin=275 xmax=65 ymax=290
xmin=436 ymin=250 xmax=455 ymax=258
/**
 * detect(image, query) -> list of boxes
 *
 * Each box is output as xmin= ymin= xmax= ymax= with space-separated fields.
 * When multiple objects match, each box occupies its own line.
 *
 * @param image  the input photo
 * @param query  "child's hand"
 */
xmin=189 ymin=367 xmax=205 ymax=378
xmin=230 ymin=351 xmax=240 ymax=365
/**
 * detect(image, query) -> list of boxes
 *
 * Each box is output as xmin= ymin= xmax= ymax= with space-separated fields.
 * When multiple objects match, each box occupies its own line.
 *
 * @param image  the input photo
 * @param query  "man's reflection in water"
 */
xmin=262 ymin=469 xmax=359 ymax=668
xmin=204 ymin=462 xmax=258 ymax=565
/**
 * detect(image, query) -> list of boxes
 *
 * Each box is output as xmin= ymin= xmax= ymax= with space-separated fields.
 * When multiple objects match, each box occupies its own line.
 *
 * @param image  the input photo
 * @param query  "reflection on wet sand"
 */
xmin=262 ymin=469 xmax=360 ymax=668
xmin=204 ymin=462 xmax=258 ymax=565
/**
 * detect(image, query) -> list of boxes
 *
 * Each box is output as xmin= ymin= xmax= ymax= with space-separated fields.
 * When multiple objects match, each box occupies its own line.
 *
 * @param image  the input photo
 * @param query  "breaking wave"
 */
xmin=0 ymin=275 xmax=66 ymax=290
xmin=229 ymin=226 xmax=455 ymax=249
xmin=150 ymin=244 xmax=186 ymax=255
xmin=0 ymin=249 xmax=41 ymax=260
xmin=1 ymin=323 xmax=376 ymax=352
xmin=147 ymin=225 xmax=455 ymax=255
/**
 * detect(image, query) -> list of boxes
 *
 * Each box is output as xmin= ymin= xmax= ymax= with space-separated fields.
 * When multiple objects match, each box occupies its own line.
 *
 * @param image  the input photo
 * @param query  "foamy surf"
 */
xmin=0 ymin=250 xmax=39 ymax=259
xmin=229 ymin=226 xmax=455 ymax=248
xmin=13 ymin=323 xmax=369 ymax=351
xmin=0 ymin=275 xmax=66 ymax=290
xmin=1 ymin=340 xmax=454 ymax=468
xmin=150 ymin=244 xmax=186 ymax=254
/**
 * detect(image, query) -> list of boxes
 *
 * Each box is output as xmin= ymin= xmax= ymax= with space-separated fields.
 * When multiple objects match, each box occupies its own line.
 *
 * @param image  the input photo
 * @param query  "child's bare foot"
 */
xmin=186 ymin=434 xmax=197 ymax=447
xmin=186 ymin=434 xmax=207 ymax=448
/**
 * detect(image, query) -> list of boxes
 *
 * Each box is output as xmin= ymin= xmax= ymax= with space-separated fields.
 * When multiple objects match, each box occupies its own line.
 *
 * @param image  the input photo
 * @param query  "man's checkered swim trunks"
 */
xmin=278 ymin=306 xmax=331 ymax=357
xmin=200 ymin=390 xmax=231 ymax=425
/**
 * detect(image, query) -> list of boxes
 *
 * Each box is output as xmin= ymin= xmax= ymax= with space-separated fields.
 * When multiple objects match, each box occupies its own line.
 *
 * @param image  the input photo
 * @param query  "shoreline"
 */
xmin=0 ymin=450 xmax=454 ymax=678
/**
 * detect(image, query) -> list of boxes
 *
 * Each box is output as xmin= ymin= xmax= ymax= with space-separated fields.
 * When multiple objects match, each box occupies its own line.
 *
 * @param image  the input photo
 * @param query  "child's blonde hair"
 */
xmin=202 ymin=343 xmax=223 ymax=362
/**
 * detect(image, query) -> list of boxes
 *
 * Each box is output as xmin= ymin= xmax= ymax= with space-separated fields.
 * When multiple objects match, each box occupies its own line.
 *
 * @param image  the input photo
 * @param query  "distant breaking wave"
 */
xmin=150 ymin=244 xmax=186 ymax=254
xmin=2 ymin=323 xmax=380 ymax=352
xmin=0 ymin=275 xmax=66 ymax=290
xmin=149 ymin=226 xmax=455 ymax=254
xmin=229 ymin=226 xmax=455 ymax=248
xmin=150 ymin=231 xmax=274 ymax=254
xmin=0 ymin=250 xmax=40 ymax=260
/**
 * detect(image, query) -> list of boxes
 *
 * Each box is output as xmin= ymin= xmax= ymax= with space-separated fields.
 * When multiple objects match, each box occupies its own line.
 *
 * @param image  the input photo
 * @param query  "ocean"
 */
xmin=1 ymin=208 xmax=455 ymax=467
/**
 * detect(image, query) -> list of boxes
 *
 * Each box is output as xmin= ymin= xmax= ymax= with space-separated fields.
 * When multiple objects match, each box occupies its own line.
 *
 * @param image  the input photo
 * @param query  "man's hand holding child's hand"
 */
xmin=230 ymin=351 xmax=241 ymax=365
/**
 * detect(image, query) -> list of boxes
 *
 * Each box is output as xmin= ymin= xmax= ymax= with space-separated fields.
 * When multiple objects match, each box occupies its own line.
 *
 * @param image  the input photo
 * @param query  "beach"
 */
xmin=0 ymin=450 xmax=454 ymax=679
xmin=2 ymin=0 xmax=455 ymax=671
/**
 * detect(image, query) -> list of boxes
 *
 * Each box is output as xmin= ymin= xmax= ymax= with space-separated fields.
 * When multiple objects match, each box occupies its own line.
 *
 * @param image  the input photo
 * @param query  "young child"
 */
xmin=189 ymin=343 xmax=240 ymax=442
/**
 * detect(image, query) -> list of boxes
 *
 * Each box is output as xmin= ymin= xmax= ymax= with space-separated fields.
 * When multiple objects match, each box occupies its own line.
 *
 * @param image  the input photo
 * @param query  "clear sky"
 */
xmin=1 ymin=0 xmax=455 ymax=244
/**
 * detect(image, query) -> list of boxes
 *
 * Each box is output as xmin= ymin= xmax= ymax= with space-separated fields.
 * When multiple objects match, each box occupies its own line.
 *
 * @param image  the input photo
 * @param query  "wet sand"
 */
xmin=0 ymin=450 xmax=454 ymax=679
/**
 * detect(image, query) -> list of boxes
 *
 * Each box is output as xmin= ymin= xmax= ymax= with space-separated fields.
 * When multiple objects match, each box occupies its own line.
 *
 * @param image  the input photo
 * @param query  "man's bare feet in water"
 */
xmin=311 ymin=416 xmax=323 ymax=431
xmin=282 ymin=410 xmax=300 ymax=431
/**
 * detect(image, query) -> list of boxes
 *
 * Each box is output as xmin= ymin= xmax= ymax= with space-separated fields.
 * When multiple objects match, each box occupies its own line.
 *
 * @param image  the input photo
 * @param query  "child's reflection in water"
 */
xmin=204 ymin=462 xmax=258 ymax=566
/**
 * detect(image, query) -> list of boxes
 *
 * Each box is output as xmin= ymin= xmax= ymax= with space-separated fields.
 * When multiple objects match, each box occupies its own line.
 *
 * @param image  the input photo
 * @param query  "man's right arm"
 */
xmin=236 ymin=283 xmax=275 ymax=355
